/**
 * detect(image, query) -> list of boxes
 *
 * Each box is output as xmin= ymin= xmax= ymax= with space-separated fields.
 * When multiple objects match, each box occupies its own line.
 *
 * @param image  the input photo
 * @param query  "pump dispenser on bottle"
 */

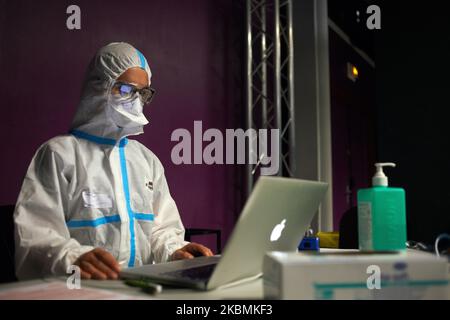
xmin=357 ymin=163 xmax=407 ymax=251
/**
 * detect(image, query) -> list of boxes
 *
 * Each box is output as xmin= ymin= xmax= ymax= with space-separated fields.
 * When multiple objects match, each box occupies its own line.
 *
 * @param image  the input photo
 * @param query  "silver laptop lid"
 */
xmin=207 ymin=177 xmax=328 ymax=289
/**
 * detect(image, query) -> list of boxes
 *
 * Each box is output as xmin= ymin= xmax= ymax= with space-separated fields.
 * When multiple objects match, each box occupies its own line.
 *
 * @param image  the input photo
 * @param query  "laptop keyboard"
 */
xmin=162 ymin=263 xmax=217 ymax=281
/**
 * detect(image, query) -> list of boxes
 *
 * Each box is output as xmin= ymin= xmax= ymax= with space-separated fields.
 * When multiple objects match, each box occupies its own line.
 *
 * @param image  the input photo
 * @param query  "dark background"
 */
xmin=329 ymin=0 xmax=450 ymax=243
xmin=375 ymin=1 xmax=450 ymax=243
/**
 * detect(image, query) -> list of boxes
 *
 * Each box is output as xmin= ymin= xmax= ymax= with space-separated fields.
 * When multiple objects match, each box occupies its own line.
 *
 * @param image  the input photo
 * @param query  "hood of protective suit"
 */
xmin=70 ymin=42 xmax=152 ymax=142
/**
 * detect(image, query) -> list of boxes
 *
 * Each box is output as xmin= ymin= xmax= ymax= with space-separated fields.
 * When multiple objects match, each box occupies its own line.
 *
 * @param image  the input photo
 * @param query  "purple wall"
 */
xmin=0 ymin=0 xmax=245 ymax=252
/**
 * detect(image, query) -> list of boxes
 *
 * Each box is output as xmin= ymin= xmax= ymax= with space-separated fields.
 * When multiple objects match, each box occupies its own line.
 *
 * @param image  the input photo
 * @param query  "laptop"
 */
xmin=120 ymin=176 xmax=328 ymax=290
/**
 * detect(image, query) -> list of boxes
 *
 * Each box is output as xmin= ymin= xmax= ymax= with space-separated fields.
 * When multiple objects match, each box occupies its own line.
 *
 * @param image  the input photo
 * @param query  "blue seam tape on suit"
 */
xmin=136 ymin=49 xmax=146 ymax=69
xmin=134 ymin=213 xmax=155 ymax=221
xmin=70 ymin=130 xmax=128 ymax=147
xmin=119 ymin=144 xmax=137 ymax=268
xmin=67 ymin=213 xmax=154 ymax=228
xmin=67 ymin=215 xmax=121 ymax=228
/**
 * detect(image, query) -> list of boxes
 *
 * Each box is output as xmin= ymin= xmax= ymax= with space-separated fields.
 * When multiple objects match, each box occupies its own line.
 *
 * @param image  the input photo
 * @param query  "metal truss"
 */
xmin=246 ymin=0 xmax=295 ymax=196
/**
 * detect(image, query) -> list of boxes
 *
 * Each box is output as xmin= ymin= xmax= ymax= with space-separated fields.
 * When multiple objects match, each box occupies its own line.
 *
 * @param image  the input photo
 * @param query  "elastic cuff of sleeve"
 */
xmin=64 ymin=245 xmax=95 ymax=270
xmin=165 ymin=241 xmax=189 ymax=262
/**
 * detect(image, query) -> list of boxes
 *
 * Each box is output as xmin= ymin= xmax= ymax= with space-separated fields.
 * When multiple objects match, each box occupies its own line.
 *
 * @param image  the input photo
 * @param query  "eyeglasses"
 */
xmin=112 ymin=82 xmax=156 ymax=105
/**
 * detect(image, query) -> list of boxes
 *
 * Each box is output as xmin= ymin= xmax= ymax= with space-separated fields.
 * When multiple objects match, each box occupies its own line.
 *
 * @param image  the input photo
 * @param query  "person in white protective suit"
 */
xmin=14 ymin=42 xmax=213 ymax=280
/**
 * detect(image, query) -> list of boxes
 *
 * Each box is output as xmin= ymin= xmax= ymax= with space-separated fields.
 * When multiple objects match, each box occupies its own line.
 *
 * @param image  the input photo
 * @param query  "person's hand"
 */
xmin=170 ymin=243 xmax=214 ymax=261
xmin=75 ymin=248 xmax=121 ymax=280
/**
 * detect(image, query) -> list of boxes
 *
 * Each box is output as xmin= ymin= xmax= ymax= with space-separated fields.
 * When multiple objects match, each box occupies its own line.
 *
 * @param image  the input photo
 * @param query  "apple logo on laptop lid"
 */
xmin=270 ymin=219 xmax=286 ymax=242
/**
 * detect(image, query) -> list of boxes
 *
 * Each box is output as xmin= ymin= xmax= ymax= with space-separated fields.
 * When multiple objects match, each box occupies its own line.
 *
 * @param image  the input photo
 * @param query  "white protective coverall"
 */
xmin=14 ymin=42 xmax=188 ymax=280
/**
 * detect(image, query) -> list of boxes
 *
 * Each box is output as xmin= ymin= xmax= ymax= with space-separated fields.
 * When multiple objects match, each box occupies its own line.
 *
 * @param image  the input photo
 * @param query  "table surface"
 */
xmin=2 ymin=249 xmax=447 ymax=300
xmin=0 ymin=276 xmax=263 ymax=300
xmin=3 ymin=251 xmax=326 ymax=300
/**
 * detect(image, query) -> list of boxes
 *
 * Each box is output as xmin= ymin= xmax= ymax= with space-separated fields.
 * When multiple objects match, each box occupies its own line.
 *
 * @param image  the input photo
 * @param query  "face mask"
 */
xmin=108 ymin=94 xmax=149 ymax=128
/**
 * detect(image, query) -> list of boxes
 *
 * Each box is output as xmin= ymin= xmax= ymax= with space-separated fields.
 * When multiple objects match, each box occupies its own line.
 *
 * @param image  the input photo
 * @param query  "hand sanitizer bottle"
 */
xmin=357 ymin=163 xmax=407 ymax=251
